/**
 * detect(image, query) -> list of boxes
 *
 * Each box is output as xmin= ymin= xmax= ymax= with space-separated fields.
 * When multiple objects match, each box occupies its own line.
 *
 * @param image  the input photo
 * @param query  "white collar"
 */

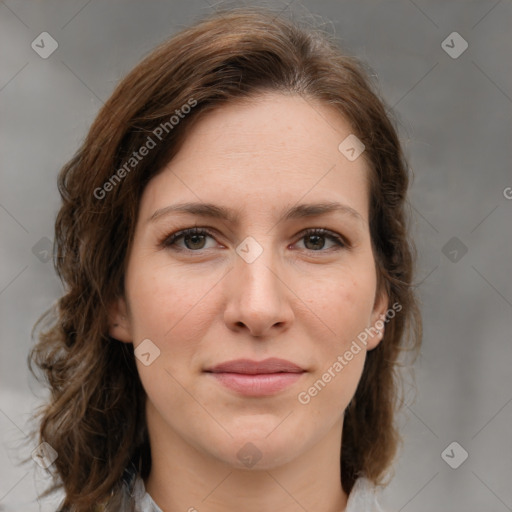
xmin=129 ymin=472 xmax=386 ymax=512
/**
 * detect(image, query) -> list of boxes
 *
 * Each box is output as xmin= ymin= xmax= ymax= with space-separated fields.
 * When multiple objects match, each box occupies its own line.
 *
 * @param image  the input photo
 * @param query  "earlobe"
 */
xmin=108 ymin=296 xmax=133 ymax=343
xmin=366 ymin=289 xmax=389 ymax=351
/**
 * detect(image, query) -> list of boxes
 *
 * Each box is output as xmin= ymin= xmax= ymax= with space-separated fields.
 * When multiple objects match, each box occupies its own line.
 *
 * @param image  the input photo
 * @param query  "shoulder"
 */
xmin=345 ymin=477 xmax=391 ymax=512
xmin=123 ymin=466 xmax=163 ymax=512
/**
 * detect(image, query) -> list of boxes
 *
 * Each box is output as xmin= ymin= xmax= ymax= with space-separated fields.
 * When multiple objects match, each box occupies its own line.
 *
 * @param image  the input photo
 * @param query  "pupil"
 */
xmin=186 ymin=234 xmax=205 ymax=249
xmin=306 ymin=235 xmax=324 ymax=250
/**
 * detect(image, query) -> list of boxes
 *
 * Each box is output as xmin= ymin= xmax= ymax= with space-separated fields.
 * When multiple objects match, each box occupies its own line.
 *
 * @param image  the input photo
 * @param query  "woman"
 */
xmin=29 ymin=7 xmax=422 ymax=511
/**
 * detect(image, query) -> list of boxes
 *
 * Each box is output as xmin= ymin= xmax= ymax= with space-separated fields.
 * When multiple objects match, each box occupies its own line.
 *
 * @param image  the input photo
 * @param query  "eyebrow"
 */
xmin=148 ymin=201 xmax=365 ymax=225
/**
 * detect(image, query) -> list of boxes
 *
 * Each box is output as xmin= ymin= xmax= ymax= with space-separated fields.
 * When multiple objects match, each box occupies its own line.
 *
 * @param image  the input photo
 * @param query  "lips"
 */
xmin=206 ymin=358 xmax=305 ymax=374
xmin=204 ymin=358 xmax=305 ymax=396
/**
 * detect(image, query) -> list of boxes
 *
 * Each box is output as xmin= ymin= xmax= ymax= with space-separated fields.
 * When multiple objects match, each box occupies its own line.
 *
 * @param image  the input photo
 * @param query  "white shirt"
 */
xmin=130 ymin=473 xmax=387 ymax=512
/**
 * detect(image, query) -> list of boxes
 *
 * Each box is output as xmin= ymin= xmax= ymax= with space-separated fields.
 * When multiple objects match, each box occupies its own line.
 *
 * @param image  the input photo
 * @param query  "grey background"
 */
xmin=1 ymin=0 xmax=511 ymax=510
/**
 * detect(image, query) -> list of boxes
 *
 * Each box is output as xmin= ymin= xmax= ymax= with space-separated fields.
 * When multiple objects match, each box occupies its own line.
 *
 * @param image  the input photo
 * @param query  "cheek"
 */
xmin=293 ymin=265 xmax=375 ymax=409
xmin=125 ymin=262 xmax=218 ymax=413
xmin=125 ymin=258 xmax=220 ymax=355
xmin=298 ymin=267 xmax=376 ymax=344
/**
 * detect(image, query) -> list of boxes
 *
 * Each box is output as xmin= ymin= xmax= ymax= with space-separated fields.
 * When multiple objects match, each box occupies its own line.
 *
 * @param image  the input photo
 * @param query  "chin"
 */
xmin=206 ymin=426 xmax=311 ymax=471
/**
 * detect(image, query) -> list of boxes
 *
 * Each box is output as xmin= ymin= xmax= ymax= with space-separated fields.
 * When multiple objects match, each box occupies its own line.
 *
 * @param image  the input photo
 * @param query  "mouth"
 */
xmin=204 ymin=358 xmax=306 ymax=396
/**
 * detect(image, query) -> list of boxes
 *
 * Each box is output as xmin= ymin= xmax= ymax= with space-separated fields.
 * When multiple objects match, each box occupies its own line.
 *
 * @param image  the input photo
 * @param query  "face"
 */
xmin=110 ymin=92 xmax=388 ymax=470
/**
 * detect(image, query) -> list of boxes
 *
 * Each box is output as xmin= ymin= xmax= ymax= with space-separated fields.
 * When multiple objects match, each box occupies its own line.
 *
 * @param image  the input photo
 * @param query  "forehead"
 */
xmin=140 ymin=92 xmax=371 ymax=223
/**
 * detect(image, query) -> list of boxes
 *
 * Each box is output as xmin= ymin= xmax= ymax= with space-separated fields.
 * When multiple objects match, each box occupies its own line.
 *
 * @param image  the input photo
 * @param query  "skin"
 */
xmin=109 ymin=91 xmax=388 ymax=512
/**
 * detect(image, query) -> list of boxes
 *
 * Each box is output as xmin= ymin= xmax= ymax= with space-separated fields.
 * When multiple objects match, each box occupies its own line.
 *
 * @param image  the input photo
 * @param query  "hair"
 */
xmin=28 ymin=5 xmax=422 ymax=511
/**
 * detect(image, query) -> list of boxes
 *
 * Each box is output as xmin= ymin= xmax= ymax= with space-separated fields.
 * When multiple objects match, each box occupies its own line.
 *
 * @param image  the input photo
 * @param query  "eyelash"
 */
xmin=159 ymin=227 xmax=347 ymax=253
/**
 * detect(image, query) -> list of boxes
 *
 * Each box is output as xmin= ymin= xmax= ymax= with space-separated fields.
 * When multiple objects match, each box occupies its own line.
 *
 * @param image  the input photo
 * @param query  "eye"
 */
xmin=159 ymin=227 xmax=347 ymax=253
xmin=294 ymin=228 xmax=346 ymax=251
xmin=160 ymin=227 xmax=219 ymax=251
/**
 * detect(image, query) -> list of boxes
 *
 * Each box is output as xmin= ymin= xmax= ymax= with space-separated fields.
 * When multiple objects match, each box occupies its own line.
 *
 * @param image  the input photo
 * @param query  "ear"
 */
xmin=366 ymin=287 xmax=389 ymax=351
xmin=108 ymin=296 xmax=133 ymax=343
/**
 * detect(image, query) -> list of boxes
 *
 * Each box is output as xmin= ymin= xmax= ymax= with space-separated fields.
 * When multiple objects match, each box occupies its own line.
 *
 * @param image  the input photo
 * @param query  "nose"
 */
xmin=223 ymin=243 xmax=294 ymax=338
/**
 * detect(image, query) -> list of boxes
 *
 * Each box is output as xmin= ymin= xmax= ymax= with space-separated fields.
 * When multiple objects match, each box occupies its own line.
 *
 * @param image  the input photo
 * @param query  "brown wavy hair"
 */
xmin=28 ymin=6 xmax=422 ymax=511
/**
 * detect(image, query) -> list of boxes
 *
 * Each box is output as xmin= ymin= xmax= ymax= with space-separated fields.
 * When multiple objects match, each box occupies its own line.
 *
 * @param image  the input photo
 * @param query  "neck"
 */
xmin=144 ymin=405 xmax=348 ymax=512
